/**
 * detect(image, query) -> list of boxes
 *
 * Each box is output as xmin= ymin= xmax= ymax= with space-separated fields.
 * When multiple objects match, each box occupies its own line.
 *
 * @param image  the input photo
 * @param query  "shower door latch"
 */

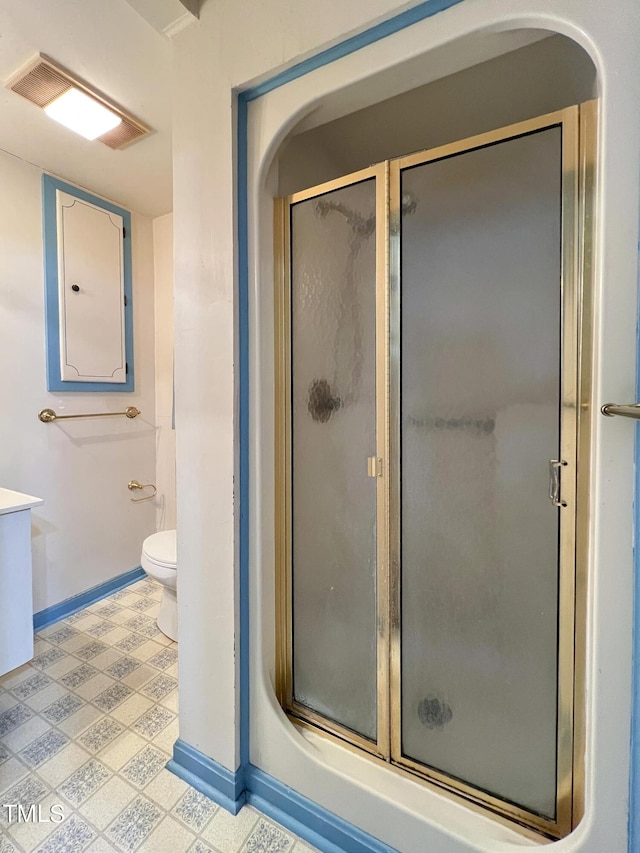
xmin=367 ymin=456 xmax=383 ymax=478
xmin=548 ymin=459 xmax=567 ymax=507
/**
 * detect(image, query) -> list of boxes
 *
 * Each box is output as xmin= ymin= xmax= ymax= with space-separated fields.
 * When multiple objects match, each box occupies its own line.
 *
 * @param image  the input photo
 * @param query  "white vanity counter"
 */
xmin=0 ymin=487 xmax=44 ymax=515
xmin=0 ymin=488 xmax=43 ymax=675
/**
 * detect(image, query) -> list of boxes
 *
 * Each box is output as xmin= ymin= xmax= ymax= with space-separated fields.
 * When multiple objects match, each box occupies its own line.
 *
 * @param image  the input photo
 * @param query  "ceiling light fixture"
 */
xmin=5 ymin=54 xmax=151 ymax=149
xmin=44 ymin=88 xmax=122 ymax=140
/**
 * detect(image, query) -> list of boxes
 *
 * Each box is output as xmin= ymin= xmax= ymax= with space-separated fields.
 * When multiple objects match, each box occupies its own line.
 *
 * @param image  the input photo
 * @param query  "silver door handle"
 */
xmin=601 ymin=402 xmax=640 ymax=419
xmin=549 ymin=460 xmax=567 ymax=507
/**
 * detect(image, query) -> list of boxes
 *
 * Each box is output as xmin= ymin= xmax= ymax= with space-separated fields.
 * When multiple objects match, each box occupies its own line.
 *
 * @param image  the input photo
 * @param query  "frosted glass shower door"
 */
xmin=278 ymin=166 xmax=386 ymax=748
xmin=275 ymin=104 xmax=588 ymax=838
xmin=391 ymin=113 xmax=578 ymax=831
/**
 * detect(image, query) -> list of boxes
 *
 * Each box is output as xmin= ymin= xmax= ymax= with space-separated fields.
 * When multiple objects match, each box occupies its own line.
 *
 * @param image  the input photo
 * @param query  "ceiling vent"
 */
xmin=5 ymin=54 xmax=151 ymax=149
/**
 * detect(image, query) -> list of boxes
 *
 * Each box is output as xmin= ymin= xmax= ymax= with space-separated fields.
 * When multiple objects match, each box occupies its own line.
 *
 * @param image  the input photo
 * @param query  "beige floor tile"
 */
xmin=102 ymin=626 xmax=136 ymax=647
xmin=1 ymin=715 xmax=50 ymax=753
xmin=144 ymin=768 xmax=190 ymax=810
xmin=58 ymin=635 xmax=88 ymax=652
xmin=200 ymin=805 xmax=260 ymax=852
xmin=7 ymin=792 xmax=61 ymax=851
xmin=79 ymin=775 xmax=137 ymax=830
xmin=57 ymin=703 xmax=103 ymax=737
xmin=44 ymin=655 xmax=82 ymax=680
xmin=86 ymin=837 xmax=122 ymax=853
xmin=86 ymin=598 xmax=113 ymax=613
xmin=36 ymin=741 xmax=91 ymax=787
xmin=160 ymin=690 xmax=179 ymax=713
xmin=141 ymin=814 xmax=197 ymax=852
xmin=153 ymin=718 xmax=179 ymax=754
xmin=35 ymin=626 xmax=59 ymax=640
xmin=1 ymin=664 xmax=37 ymax=690
xmin=111 ymin=592 xmax=139 ymax=608
xmin=0 ymin=692 xmax=19 ymax=711
xmin=293 ymin=842 xmax=321 ymax=853
xmin=130 ymin=640 xmax=167 ymax=663
xmin=2 ymin=586 xmax=308 ymax=853
xmin=107 ymin=608 xmax=137 ymax=625
xmin=97 ymin=730 xmax=148 ymax=771
xmin=164 ymin=662 xmax=179 ymax=679
xmin=121 ymin=664 xmax=156 ymax=691
xmin=110 ymin=693 xmax=154 ymax=726
xmin=74 ymin=673 xmax=116 ymax=701
xmin=0 ymin=756 xmax=29 ymax=794
xmin=73 ymin=614 xmax=102 ymax=630
xmin=89 ymin=648 xmax=123 ymax=671
xmin=23 ymin=682 xmax=69 ymax=712
xmin=62 ymin=634 xmax=98 ymax=654
xmin=61 ymin=612 xmax=94 ymax=629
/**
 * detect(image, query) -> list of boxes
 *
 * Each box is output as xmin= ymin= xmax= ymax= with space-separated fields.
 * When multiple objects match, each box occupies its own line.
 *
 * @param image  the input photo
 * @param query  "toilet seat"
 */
xmin=142 ymin=529 xmax=176 ymax=569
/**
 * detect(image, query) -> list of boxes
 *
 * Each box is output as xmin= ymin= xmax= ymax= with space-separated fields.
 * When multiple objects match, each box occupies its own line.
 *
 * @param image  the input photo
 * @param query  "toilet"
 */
xmin=141 ymin=529 xmax=177 ymax=641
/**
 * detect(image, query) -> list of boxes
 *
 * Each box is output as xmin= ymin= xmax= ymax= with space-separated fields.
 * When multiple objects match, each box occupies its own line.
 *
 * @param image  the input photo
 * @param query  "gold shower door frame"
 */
xmin=274 ymin=162 xmax=390 ymax=760
xmin=274 ymin=103 xmax=595 ymax=840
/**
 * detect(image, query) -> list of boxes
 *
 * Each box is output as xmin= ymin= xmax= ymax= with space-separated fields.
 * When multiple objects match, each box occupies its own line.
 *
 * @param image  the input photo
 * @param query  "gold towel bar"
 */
xmin=38 ymin=407 xmax=140 ymax=423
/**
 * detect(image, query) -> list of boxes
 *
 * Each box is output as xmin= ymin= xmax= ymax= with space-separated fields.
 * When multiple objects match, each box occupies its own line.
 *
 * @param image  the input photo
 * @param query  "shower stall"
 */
xmin=274 ymin=103 xmax=595 ymax=839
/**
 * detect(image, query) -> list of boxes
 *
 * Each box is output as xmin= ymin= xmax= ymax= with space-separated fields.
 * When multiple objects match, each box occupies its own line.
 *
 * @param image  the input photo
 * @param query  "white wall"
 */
xmin=172 ymin=0 xmax=432 ymax=779
xmin=171 ymin=0 xmax=640 ymax=851
xmin=0 ymin=148 xmax=157 ymax=612
xmin=153 ymin=213 xmax=176 ymax=531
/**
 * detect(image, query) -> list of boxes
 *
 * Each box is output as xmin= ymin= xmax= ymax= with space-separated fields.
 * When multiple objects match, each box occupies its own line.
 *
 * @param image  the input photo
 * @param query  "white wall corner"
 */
xmin=164 ymin=11 xmax=199 ymax=39
xmin=179 ymin=0 xmax=199 ymax=20
xmin=122 ymin=0 xmax=199 ymax=39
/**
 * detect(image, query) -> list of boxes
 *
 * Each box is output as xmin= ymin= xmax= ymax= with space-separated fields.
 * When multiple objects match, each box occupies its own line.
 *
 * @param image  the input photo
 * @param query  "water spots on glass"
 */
xmin=307 ymin=379 xmax=341 ymax=423
xmin=418 ymin=696 xmax=453 ymax=730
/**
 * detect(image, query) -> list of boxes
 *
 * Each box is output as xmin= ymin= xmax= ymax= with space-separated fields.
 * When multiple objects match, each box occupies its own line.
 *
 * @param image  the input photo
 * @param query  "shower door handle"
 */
xmin=548 ymin=459 xmax=567 ymax=507
xmin=601 ymin=402 xmax=640 ymax=419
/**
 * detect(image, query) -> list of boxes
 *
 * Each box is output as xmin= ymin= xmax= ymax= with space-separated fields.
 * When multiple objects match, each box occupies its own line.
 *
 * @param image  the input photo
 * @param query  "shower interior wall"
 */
xmin=278 ymin=34 xmax=596 ymax=196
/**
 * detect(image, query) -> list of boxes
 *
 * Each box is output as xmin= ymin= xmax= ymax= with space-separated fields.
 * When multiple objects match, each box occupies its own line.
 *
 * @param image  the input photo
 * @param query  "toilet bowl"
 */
xmin=141 ymin=529 xmax=177 ymax=641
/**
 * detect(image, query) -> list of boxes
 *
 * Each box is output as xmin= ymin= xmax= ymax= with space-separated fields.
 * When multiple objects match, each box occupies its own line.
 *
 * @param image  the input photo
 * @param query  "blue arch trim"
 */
xmin=240 ymin=0 xmax=467 ymax=103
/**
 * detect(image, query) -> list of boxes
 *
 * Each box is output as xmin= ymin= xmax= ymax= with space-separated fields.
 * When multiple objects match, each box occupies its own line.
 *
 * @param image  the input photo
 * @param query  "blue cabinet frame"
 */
xmin=42 ymin=174 xmax=134 ymax=392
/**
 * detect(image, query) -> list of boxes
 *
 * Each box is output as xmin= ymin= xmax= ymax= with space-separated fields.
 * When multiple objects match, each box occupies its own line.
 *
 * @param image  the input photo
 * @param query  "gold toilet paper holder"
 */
xmin=128 ymin=480 xmax=157 ymax=502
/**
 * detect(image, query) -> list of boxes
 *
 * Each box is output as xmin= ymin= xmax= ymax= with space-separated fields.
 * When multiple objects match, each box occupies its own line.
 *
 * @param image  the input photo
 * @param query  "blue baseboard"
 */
xmin=167 ymin=740 xmax=397 ymax=853
xmin=167 ymin=739 xmax=246 ymax=815
xmin=33 ymin=566 xmax=145 ymax=630
xmin=246 ymin=766 xmax=398 ymax=853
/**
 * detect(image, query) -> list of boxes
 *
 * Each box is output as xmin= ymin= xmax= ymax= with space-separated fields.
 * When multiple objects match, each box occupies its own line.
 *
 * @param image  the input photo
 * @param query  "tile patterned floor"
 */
xmin=0 ymin=579 xmax=316 ymax=853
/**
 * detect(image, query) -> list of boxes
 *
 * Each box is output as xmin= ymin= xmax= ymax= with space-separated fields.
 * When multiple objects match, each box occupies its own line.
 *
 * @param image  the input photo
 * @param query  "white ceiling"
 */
xmin=0 ymin=0 xmax=176 ymax=217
